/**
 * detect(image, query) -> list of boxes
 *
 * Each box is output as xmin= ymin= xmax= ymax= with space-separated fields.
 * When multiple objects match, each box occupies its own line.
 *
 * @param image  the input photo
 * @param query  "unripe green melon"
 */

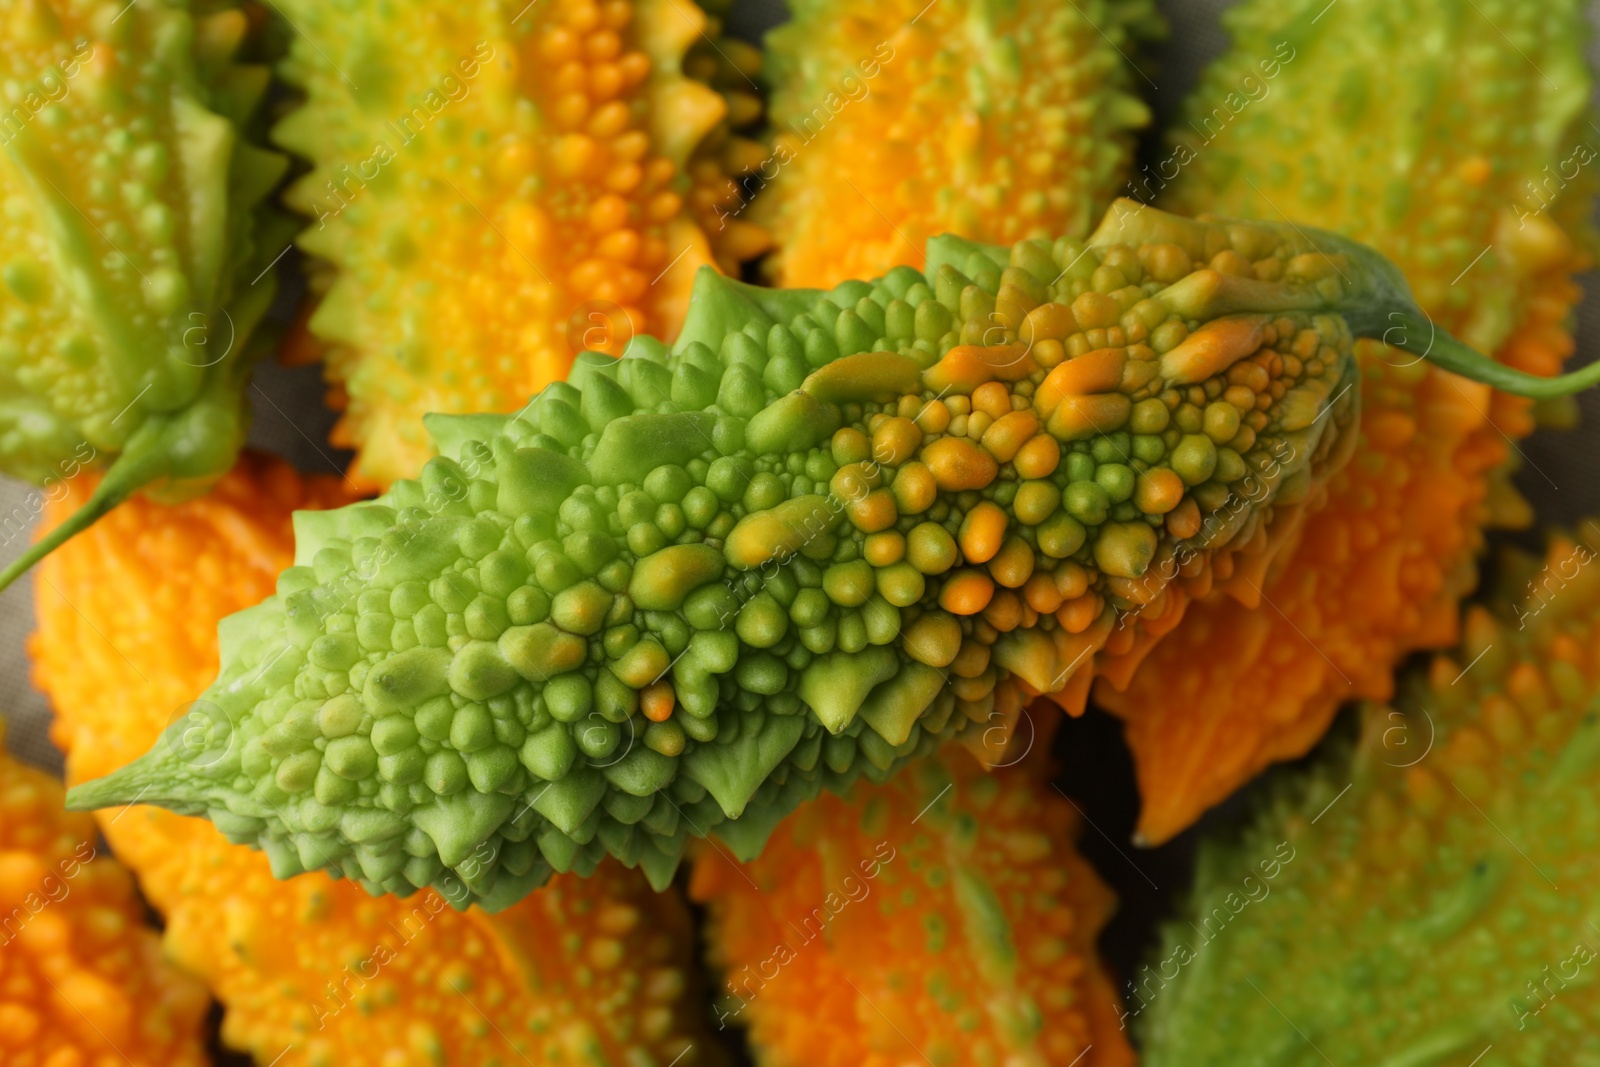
xmin=68 ymin=200 xmax=1577 ymax=910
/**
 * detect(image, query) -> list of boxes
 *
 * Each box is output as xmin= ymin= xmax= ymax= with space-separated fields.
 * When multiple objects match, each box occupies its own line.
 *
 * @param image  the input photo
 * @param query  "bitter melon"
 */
xmin=0 ymin=721 xmax=210 ymax=1067
xmin=755 ymin=0 xmax=1162 ymax=288
xmin=65 ymin=202 xmax=1600 ymax=909
xmin=1099 ymin=0 xmax=1597 ymax=843
xmin=31 ymin=453 xmax=725 ymax=1067
xmin=273 ymin=0 xmax=753 ymax=489
xmin=0 ymin=0 xmax=292 ymax=590
xmin=1138 ymin=524 xmax=1600 ymax=1064
xmin=692 ymin=747 xmax=1134 ymax=1067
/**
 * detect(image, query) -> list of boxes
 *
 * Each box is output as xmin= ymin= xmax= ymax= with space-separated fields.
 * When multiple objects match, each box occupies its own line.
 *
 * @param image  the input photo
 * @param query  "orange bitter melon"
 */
xmin=691 ymin=747 xmax=1133 ymax=1067
xmin=0 ymin=721 xmax=210 ymax=1067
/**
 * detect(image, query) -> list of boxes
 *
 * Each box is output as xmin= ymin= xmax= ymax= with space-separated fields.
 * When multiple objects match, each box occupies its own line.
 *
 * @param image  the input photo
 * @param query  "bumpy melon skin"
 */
xmin=1139 ymin=527 xmax=1600 ymax=1065
xmin=63 ymin=201 xmax=1425 ymax=910
xmin=1098 ymin=0 xmax=1596 ymax=843
xmin=0 ymin=726 xmax=211 ymax=1067
xmin=0 ymin=0 xmax=286 ymax=487
xmin=754 ymin=0 xmax=1162 ymax=288
xmin=273 ymin=0 xmax=748 ymax=490
xmin=691 ymin=748 xmax=1134 ymax=1067
xmin=31 ymin=454 xmax=726 ymax=1067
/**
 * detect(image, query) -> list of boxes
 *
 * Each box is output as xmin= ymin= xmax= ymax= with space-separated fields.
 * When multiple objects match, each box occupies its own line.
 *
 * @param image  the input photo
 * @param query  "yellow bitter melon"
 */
xmin=753 ymin=0 xmax=1162 ymax=288
xmin=273 ymin=0 xmax=750 ymax=489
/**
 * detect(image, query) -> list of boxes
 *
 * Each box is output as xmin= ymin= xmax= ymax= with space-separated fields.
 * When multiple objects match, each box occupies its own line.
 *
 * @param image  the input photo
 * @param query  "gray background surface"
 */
xmin=0 ymin=3 xmax=1597 ymax=1051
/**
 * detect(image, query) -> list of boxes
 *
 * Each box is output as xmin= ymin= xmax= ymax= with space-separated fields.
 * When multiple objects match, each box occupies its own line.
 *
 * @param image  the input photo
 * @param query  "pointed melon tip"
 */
xmin=63 ymin=746 xmax=202 ymax=814
xmin=64 ymin=768 xmax=145 ymax=812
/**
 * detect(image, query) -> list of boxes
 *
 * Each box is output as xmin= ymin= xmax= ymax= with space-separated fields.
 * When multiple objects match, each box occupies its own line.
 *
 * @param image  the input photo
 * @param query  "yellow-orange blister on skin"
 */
xmin=691 ymin=747 xmax=1133 ymax=1067
xmin=274 ymin=0 xmax=748 ymax=490
xmin=755 ymin=0 xmax=1162 ymax=288
xmin=0 ymin=726 xmax=210 ymax=1067
xmin=1095 ymin=0 xmax=1597 ymax=844
xmin=30 ymin=454 xmax=726 ymax=1067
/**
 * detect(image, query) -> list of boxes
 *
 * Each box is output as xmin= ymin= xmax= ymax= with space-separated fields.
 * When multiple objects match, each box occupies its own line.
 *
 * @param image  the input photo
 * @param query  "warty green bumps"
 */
xmin=66 ymin=201 xmax=1600 ymax=909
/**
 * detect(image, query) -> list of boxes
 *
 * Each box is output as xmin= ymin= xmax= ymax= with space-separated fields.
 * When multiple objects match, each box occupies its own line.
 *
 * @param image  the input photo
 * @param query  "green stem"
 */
xmin=1382 ymin=311 xmax=1600 ymax=399
xmin=0 ymin=440 xmax=167 ymax=591
xmin=0 ymin=365 xmax=249 ymax=592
